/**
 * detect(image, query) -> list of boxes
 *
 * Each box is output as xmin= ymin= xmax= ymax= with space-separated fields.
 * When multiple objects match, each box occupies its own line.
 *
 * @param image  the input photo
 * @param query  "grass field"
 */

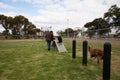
xmin=0 ymin=38 xmax=120 ymax=80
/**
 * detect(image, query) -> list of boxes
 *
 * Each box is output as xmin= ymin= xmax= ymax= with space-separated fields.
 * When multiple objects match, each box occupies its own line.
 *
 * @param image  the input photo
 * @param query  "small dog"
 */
xmin=88 ymin=46 xmax=103 ymax=64
xmin=57 ymin=36 xmax=62 ymax=43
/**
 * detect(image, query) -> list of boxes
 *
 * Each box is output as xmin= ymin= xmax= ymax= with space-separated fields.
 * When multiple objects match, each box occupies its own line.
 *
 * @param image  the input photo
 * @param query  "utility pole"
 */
xmin=67 ymin=19 xmax=69 ymax=38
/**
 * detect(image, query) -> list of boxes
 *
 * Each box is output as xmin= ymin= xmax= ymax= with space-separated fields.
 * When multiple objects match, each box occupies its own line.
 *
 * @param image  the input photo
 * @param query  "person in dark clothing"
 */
xmin=45 ymin=31 xmax=54 ymax=51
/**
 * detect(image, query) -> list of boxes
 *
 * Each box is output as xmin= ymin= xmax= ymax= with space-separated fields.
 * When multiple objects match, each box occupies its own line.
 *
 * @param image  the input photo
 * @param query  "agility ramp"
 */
xmin=54 ymin=40 xmax=67 ymax=53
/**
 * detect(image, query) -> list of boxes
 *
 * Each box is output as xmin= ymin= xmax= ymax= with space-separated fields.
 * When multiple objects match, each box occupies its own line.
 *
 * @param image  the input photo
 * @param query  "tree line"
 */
xmin=0 ymin=15 xmax=40 ymax=39
xmin=84 ymin=5 xmax=120 ymax=38
xmin=0 ymin=5 xmax=119 ymax=39
xmin=57 ymin=28 xmax=81 ymax=38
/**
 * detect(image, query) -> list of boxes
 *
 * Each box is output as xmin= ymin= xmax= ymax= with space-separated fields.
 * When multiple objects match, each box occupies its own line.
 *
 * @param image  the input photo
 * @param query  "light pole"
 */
xmin=67 ymin=19 xmax=69 ymax=37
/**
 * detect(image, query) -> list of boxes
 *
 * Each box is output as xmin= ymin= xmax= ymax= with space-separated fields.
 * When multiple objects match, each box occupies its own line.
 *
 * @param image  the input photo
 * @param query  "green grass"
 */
xmin=0 ymin=39 xmax=120 ymax=80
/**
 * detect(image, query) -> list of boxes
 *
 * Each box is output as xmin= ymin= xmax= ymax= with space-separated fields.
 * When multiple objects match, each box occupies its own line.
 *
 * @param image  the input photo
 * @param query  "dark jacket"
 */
xmin=45 ymin=32 xmax=54 ymax=42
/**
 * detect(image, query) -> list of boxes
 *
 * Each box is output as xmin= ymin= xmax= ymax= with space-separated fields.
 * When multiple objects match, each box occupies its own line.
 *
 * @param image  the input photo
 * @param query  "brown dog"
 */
xmin=88 ymin=46 xmax=103 ymax=64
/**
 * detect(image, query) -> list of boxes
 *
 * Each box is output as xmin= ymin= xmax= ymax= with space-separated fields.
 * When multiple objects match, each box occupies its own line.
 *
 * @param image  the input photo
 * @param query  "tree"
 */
xmin=35 ymin=28 xmax=41 ymax=33
xmin=84 ymin=22 xmax=95 ymax=38
xmin=104 ymin=5 xmax=120 ymax=34
xmin=0 ymin=14 xmax=10 ymax=35
xmin=57 ymin=30 xmax=65 ymax=37
xmin=27 ymin=23 xmax=36 ymax=35
xmin=84 ymin=5 xmax=120 ymax=38
xmin=84 ymin=22 xmax=93 ymax=28
xmin=57 ymin=28 xmax=79 ymax=37
xmin=84 ymin=18 xmax=110 ymax=38
xmin=65 ymin=28 xmax=74 ymax=37
xmin=13 ymin=15 xmax=29 ymax=35
xmin=0 ymin=14 xmax=41 ymax=39
xmin=92 ymin=18 xmax=110 ymax=36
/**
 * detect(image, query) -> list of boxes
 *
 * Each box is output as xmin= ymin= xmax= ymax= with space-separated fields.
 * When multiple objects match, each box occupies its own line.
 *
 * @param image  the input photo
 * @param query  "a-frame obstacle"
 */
xmin=54 ymin=40 xmax=67 ymax=53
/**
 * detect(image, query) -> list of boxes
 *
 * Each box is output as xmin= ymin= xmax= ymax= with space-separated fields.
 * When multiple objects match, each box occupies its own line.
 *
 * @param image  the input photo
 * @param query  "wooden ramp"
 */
xmin=54 ymin=40 xmax=67 ymax=53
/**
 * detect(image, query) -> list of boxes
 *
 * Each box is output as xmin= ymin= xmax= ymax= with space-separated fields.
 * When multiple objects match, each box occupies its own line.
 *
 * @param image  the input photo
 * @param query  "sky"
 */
xmin=0 ymin=0 xmax=120 ymax=35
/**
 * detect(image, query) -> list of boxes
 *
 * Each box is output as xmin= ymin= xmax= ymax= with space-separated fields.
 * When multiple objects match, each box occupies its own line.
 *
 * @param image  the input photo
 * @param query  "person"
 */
xmin=45 ymin=31 xmax=54 ymax=51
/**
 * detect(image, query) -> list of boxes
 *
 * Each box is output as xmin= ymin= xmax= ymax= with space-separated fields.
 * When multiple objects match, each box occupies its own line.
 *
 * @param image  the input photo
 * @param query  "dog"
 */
xmin=52 ymin=36 xmax=62 ymax=48
xmin=88 ymin=46 xmax=103 ymax=64
xmin=57 ymin=36 xmax=62 ymax=43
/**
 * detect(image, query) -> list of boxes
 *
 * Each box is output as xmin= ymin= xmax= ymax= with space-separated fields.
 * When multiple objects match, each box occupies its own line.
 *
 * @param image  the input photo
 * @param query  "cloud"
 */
xmin=31 ymin=0 xmax=106 ymax=25
xmin=0 ymin=12 xmax=17 ymax=17
xmin=25 ymin=0 xmax=120 ymax=34
xmin=1 ymin=0 xmax=120 ymax=34
xmin=0 ymin=2 xmax=17 ymax=10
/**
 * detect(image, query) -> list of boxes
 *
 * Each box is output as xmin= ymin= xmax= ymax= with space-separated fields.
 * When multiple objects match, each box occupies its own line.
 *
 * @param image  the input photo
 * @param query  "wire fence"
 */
xmin=83 ymin=27 xmax=120 ymax=39
xmin=0 ymin=27 xmax=120 ymax=40
xmin=0 ymin=35 xmax=45 ymax=40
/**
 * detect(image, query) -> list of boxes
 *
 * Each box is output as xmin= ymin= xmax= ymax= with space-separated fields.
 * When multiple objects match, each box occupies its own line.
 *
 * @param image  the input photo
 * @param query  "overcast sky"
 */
xmin=0 ymin=0 xmax=120 ymax=35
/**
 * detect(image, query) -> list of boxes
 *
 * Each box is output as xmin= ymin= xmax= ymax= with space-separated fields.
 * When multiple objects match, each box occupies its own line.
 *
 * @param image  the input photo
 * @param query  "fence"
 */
xmin=0 ymin=35 xmax=45 ymax=40
xmin=83 ymin=28 xmax=120 ymax=39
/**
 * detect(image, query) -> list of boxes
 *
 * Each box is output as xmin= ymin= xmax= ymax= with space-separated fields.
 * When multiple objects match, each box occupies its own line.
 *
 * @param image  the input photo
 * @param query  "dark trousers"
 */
xmin=47 ymin=41 xmax=51 ymax=50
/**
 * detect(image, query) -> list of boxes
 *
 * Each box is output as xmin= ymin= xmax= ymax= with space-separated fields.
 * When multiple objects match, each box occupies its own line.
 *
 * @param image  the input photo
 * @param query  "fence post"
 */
xmin=82 ymin=40 xmax=88 ymax=66
xmin=103 ymin=42 xmax=111 ymax=80
xmin=72 ymin=40 xmax=76 ymax=59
